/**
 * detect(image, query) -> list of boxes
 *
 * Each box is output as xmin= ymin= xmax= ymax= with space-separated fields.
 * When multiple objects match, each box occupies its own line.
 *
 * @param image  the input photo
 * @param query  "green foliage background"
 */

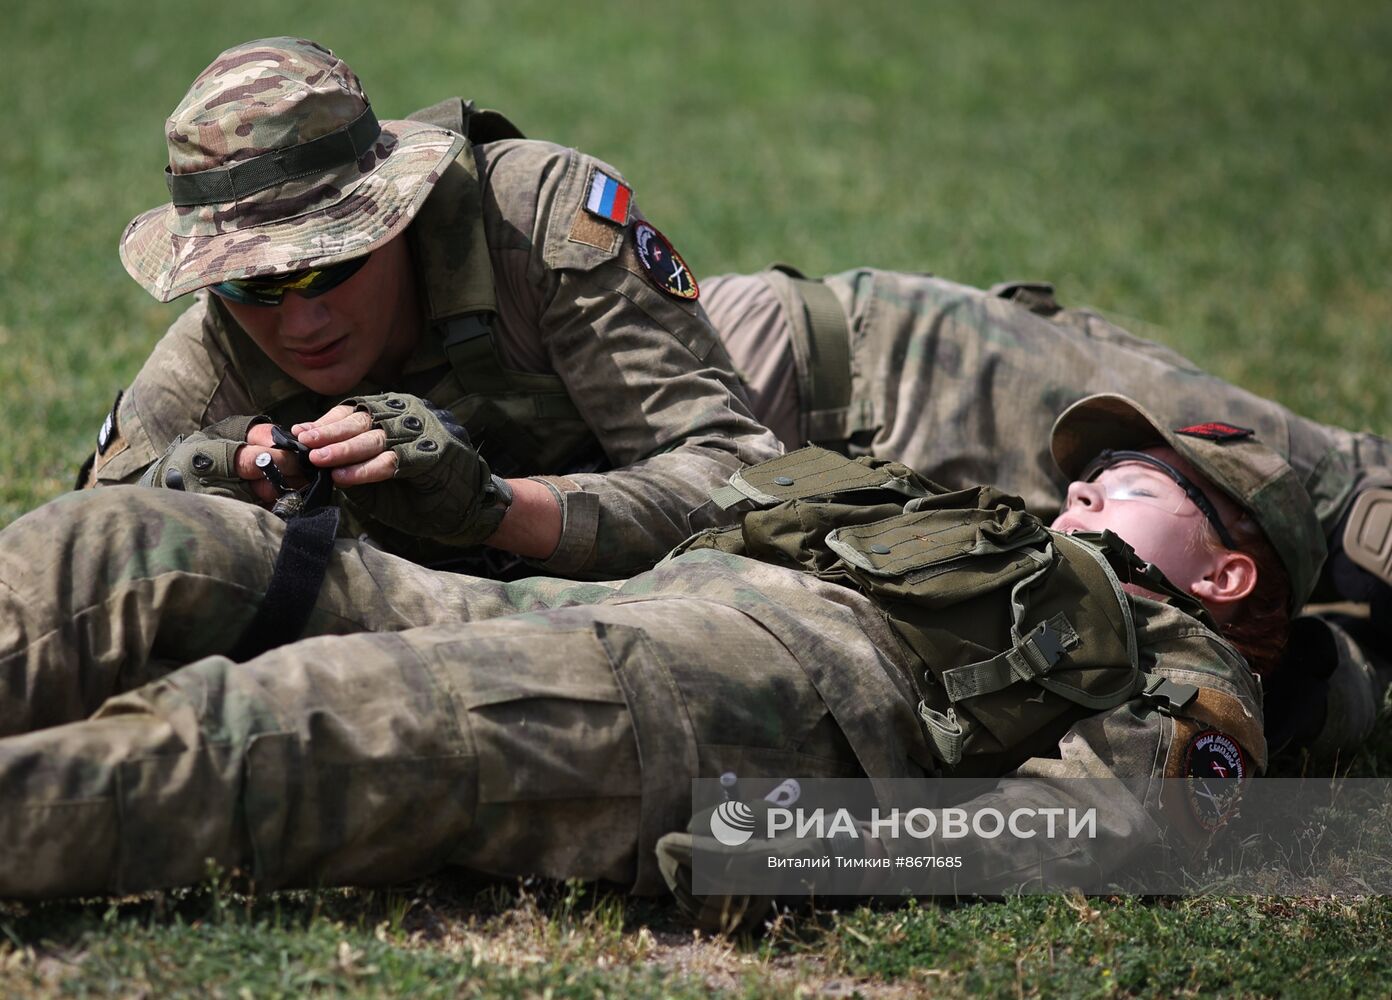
xmin=2 ymin=1 xmax=1391 ymax=995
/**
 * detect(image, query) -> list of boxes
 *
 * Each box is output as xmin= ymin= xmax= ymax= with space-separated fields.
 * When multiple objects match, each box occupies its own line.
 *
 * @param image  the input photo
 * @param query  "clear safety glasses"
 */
xmin=1077 ymin=450 xmax=1237 ymax=549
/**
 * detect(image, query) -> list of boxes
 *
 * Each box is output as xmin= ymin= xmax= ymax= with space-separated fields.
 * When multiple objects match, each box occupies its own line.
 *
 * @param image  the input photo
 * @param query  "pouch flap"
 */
xmin=712 ymin=445 xmax=931 ymax=509
xmin=825 ymin=506 xmax=1048 ymax=579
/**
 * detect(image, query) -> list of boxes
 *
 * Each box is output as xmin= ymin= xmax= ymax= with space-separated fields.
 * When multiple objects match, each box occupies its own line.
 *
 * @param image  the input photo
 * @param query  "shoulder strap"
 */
xmin=771 ymin=265 xmax=852 ymax=419
xmin=406 ymin=97 xmax=526 ymax=142
xmin=438 ymin=315 xmax=580 ymax=418
xmin=1071 ymin=529 xmax=1218 ymax=629
xmin=763 ymin=266 xmax=858 ymax=445
xmin=403 ymin=109 xmax=580 ymax=421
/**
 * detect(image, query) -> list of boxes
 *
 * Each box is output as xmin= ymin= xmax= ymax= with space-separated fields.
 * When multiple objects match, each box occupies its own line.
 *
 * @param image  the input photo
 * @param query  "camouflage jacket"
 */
xmin=85 ymin=140 xmax=780 ymax=578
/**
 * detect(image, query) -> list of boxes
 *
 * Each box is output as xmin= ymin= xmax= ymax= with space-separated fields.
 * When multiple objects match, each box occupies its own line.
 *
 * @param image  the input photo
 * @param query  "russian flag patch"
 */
xmin=584 ymin=169 xmax=632 ymax=225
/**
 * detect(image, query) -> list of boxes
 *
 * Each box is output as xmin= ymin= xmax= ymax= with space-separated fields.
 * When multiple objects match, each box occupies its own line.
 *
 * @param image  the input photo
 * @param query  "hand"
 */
xmin=234 ymin=421 xmax=311 ymax=506
xmin=296 ymin=393 xmax=502 ymax=545
xmin=289 ymin=403 xmax=400 ymax=487
xmin=141 ymin=414 xmax=295 ymax=508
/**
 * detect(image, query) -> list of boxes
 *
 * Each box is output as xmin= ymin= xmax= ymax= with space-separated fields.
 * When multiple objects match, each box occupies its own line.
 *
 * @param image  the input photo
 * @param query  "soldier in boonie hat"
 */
xmin=119 ymin=37 xmax=465 ymax=302
xmin=89 ymin=36 xmax=781 ymax=583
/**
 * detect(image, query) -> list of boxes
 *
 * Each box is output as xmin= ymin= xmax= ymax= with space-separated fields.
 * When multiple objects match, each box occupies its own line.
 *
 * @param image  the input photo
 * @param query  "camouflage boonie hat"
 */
xmin=119 ymin=37 xmax=466 ymax=302
xmin=1051 ymin=393 xmax=1326 ymax=607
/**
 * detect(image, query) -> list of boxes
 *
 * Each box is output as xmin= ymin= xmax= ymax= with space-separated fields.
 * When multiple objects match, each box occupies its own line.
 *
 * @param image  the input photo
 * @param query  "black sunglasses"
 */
xmin=209 ymin=253 xmax=371 ymax=307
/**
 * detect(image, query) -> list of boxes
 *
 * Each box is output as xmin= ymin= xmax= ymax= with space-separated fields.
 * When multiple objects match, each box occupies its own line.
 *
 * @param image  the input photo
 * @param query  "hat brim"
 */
xmin=1050 ymin=393 xmax=1181 ymax=482
xmin=119 ymin=119 xmax=466 ymax=302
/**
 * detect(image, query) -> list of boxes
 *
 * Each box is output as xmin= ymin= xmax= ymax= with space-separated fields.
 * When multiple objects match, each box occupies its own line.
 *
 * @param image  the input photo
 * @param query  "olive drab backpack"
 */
xmin=681 ymin=446 xmax=1202 ymax=777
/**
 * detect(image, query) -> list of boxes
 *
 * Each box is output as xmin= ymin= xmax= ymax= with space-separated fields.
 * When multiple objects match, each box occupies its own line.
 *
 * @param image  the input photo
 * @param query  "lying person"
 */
xmin=1 ymin=395 xmax=1320 ymax=919
xmin=706 ymin=266 xmax=1391 ymax=755
xmin=707 ymin=265 xmax=1388 ymax=598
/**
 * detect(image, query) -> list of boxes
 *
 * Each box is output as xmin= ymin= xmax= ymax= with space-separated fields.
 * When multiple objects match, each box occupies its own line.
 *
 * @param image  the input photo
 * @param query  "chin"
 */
xmin=295 ymin=369 xmax=363 ymax=397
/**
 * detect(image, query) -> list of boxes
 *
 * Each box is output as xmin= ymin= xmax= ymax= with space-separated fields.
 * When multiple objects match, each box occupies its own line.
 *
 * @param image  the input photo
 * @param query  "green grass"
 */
xmin=8 ymin=883 xmax=1392 ymax=998
xmin=3 ymin=1 xmax=1392 ymax=995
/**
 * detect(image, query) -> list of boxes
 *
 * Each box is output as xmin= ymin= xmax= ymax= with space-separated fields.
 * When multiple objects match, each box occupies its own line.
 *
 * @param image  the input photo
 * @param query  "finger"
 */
xmin=246 ymin=422 xmax=276 ymax=448
xmin=297 ymin=410 xmax=374 ymax=449
xmin=234 ymin=445 xmax=303 ymax=482
xmin=308 ymin=428 xmax=389 ymax=469
xmin=250 ymin=479 xmax=279 ymax=506
xmin=292 ymin=404 xmax=358 ymax=437
xmin=331 ymin=450 xmax=400 ymax=488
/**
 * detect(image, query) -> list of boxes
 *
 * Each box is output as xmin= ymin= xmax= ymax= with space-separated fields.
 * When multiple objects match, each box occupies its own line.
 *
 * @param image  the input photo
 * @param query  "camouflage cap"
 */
xmin=1051 ymin=393 xmax=1326 ymax=607
xmin=119 ymin=37 xmax=466 ymax=302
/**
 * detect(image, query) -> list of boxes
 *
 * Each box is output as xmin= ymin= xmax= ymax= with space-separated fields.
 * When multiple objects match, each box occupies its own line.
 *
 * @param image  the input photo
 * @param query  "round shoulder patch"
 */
xmin=1184 ymin=729 xmax=1247 ymax=832
xmin=632 ymin=221 xmax=699 ymax=301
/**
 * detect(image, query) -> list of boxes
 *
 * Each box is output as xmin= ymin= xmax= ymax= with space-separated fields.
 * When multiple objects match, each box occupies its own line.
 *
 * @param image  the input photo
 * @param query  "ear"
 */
xmin=1189 ymin=550 xmax=1259 ymax=608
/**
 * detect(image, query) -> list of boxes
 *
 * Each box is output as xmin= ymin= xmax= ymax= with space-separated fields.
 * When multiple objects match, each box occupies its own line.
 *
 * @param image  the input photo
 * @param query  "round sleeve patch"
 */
xmin=1184 ymin=729 xmax=1247 ymax=832
xmin=632 ymin=220 xmax=699 ymax=301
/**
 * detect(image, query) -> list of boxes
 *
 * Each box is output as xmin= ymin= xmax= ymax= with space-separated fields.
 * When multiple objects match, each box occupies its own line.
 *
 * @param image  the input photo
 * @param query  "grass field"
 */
xmin=3 ymin=0 xmax=1392 ymax=995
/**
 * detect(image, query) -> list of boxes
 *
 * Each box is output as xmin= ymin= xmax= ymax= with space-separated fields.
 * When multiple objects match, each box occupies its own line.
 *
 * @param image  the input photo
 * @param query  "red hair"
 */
xmin=1214 ymin=515 xmax=1292 ymax=678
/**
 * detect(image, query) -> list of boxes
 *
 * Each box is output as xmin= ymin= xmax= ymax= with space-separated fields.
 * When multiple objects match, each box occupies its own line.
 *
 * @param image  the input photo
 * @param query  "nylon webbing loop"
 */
xmin=919 ymin=703 xmax=965 ymax=766
xmin=710 ymin=485 xmax=749 ymax=510
xmin=787 ymin=276 xmax=852 ymax=416
xmin=167 ymin=106 xmax=381 ymax=206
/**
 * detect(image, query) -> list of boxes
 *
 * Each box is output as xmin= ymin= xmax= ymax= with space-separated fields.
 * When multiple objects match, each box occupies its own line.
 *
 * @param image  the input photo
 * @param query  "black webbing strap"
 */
xmin=228 ymin=505 xmax=341 ymax=662
xmin=167 ymin=106 xmax=381 ymax=206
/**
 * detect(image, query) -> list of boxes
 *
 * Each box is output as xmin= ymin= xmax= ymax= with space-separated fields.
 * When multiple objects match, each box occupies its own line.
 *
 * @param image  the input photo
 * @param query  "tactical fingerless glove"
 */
xmin=338 ymin=393 xmax=512 ymax=546
xmin=138 ymin=414 xmax=270 ymax=504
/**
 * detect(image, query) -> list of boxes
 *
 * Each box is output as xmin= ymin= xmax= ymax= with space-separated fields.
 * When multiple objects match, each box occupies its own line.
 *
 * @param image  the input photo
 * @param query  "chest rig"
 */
xmin=682 ymin=446 xmax=1202 ymax=776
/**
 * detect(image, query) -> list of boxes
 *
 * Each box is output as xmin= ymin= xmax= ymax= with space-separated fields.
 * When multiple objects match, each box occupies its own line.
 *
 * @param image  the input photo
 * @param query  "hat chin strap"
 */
xmin=1079 ymin=449 xmax=1239 ymax=550
xmin=166 ymin=105 xmax=381 ymax=207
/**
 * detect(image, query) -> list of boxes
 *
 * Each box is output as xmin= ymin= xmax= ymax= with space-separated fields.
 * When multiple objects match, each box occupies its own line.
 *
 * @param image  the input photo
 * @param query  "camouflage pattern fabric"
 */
xmin=120 ymin=38 xmax=466 ymax=301
xmin=706 ymin=268 xmax=1391 ymax=544
xmin=92 ymin=137 xmax=781 ymax=578
xmin=0 ymin=487 xmax=1258 ymax=900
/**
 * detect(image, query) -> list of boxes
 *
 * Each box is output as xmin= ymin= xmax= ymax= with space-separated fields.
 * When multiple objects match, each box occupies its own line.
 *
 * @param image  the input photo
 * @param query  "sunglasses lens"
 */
xmin=299 ymin=254 xmax=370 ymax=297
xmin=209 ymin=280 xmax=284 ymax=306
xmin=209 ymin=253 xmax=371 ymax=307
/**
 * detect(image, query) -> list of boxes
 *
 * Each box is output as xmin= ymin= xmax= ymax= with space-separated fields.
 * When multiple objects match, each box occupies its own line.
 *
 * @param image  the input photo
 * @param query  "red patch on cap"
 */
xmin=1174 ymin=422 xmax=1255 ymax=443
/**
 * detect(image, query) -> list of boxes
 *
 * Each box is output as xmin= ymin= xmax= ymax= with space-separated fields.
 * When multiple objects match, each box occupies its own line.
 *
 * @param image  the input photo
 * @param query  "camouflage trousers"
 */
xmin=751 ymin=268 xmax=1392 ymax=539
xmin=0 ymin=489 xmax=873 ymax=899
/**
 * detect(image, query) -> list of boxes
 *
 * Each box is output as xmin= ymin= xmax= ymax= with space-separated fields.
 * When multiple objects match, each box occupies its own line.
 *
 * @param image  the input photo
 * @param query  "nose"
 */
xmin=1064 ymin=479 xmax=1104 ymax=511
xmin=276 ymin=291 xmax=332 ymax=340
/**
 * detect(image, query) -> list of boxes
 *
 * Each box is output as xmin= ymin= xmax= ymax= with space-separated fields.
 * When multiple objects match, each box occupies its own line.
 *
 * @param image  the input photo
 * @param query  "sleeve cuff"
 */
xmin=528 ymin=475 xmax=601 ymax=575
